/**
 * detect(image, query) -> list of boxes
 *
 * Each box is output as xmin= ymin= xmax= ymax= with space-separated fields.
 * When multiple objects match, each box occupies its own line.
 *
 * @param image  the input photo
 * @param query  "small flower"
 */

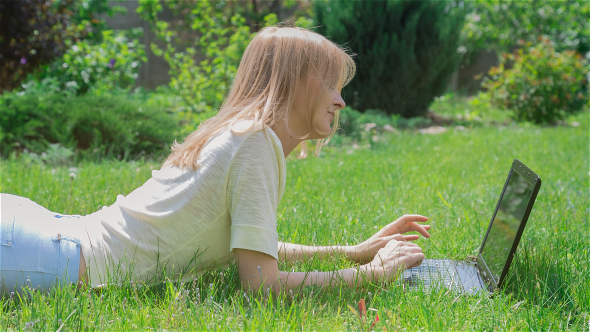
xmin=108 ymin=58 xmax=116 ymax=68
xmin=20 ymin=57 xmax=27 ymax=65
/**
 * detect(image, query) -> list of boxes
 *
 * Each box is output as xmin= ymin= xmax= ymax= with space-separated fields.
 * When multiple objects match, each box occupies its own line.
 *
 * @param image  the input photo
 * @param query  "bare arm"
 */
xmin=278 ymin=242 xmax=356 ymax=263
xmin=236 ymin=239 xmax=424 ymax=294
xmin=278 ymin=215 xmax=431 ymax=265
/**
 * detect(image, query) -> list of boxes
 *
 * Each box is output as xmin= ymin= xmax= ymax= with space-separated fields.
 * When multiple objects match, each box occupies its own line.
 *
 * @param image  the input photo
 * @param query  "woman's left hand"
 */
xmin=348 ymin=214 xmax=430 ymax=264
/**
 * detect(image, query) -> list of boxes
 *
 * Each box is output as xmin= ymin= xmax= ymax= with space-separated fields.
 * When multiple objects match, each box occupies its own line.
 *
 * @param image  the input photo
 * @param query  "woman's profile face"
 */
xmin=289 ymin=74 xmax=346 ymax=139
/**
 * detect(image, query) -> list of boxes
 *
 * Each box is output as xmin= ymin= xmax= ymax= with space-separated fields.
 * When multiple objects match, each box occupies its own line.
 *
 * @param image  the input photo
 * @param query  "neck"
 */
xmin=270 ymin=122 xmax=304 ymax=158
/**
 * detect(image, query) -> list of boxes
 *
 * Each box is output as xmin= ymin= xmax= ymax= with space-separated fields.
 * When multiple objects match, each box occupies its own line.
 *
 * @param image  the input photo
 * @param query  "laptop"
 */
xmin=401 ymin=159 xmax=542 ymax=294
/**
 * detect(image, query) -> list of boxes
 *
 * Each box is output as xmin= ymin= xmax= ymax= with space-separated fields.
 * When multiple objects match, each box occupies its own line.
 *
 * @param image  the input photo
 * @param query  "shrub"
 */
xmin=0 ymin=92 xmax=180 ymax=160
xmin=0 ymin=0 xmax=126 ymax=92
xmin=314 ymin=0 xmax=465 ymax=117
xmin=69 ymin=0 xmax=126 ymax=41
xmin=30 ymin=29 xmax=146 ymax=95
xmin=138 ymin=0 xmax=313 ymax=115
xmin=481 ymin=37 xmax=589 ymax=124
xmin=461 ymin=1 xmax=589 ymax=67
xmin=337 ymin=107 xmax=405 ymax=143
xmin=0 ymin=0 xmax=79 ymax=92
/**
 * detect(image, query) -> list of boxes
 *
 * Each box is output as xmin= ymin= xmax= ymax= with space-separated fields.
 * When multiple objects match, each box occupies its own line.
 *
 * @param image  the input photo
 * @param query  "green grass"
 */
xmin=430 ymin=92 xmax=513 ymax=125
xmin=1 ymin=115 xmax=589 ymax=330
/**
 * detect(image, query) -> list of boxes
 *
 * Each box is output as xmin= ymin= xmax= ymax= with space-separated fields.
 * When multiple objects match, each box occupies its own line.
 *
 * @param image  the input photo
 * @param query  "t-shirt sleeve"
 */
xmin=227 ymin=131 xmax=280 ymax=260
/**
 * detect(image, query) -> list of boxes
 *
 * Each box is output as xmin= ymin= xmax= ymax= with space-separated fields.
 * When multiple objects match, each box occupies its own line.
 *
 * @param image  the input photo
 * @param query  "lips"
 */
xmin=327 ymin=111 xmax=334 ymax=122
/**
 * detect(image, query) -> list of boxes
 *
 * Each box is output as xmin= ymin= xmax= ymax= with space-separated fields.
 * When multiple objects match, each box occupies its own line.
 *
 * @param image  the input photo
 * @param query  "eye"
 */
xmin=325 ymin=84 xmax=338 ymax=92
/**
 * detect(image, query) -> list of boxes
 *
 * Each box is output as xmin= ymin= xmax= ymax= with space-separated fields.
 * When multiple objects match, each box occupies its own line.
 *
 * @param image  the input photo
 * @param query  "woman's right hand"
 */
xmin=361 ymin=240 xmax=425 ymax=281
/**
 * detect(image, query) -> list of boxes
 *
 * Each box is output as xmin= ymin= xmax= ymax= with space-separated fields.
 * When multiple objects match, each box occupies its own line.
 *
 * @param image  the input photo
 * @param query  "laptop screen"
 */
xmin=480 ymin=169 xmax=534 ymax=281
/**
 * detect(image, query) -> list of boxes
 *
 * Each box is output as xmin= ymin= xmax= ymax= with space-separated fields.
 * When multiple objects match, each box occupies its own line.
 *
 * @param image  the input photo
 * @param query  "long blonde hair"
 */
xmin=163 ymin=26 xmax=356 ymax=170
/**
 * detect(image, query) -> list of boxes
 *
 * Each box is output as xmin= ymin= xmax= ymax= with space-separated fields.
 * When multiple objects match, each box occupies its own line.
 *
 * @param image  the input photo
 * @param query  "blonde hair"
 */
xmin=163 ymin=25 xmax=355 ymax=170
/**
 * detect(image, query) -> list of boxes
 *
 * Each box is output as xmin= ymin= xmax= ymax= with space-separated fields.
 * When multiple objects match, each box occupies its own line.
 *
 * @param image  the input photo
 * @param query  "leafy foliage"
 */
xmin=31 ymin=29 xmax=147 ymax=95
xmin=137 ymin=0 xmax=313 ymax=125
xmin=481 ymin=37 xmax=589 ymax=124
xmin=69 ymin=0 xmax=127 ymax=41
xmin=314 ymin=0 xmax=465 ymax=118
xmin=338 ymin=107 xmax=397 ymax=141
xmin=0 ymin=0 xmax=127 ymax=92
xmin=461 ymin=0 xmax=589 ymax=66
xmin=0 ymin=92 xmax=180 ymax=160
xmin=0 ymin=0 xmax=79 ymax=92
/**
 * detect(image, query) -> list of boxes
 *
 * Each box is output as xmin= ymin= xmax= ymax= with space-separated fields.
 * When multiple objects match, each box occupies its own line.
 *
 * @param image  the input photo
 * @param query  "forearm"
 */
xmin=276 ymin=265 xmax=379 ymax=292
xmin=278 ymin=242 xmax=363 ymax=263
xmin=236 ymin=248 xmax=383 ymax=296
xmin=244 ymin=266 xmax=379 ymax=295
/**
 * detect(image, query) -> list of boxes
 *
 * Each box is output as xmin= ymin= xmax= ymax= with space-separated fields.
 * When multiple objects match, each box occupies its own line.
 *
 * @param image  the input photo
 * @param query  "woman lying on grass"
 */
xmin=0 ymin=26 xmax=430 ymax=295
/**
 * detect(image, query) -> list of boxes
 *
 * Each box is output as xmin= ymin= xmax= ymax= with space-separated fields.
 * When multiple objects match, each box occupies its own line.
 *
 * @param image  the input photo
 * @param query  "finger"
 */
xmin=380 ymin=214 xmax=429 ymax=234
xmin=383 ymin=234 xmax=405 ymax=242
xmin=398 ymin=214 xmax=429 ymax=224
xmin=398 ymin=247 xmax=424 ymax=256
xmin=402 ymin=235 xmax=420 ymax=242
xmin=382 ymin=245 xmax=422 ymax=260
xmin=404 ymin=246 xmax=424 ymax=254
xmin=408 ymin=222 xmax=431 ymax=238
xmin=384 ymin=239 xmax=402 ymax=248
xmin=404 ymin=253 xmax=425 ymax=269
xmin=399 ymin=241 xmax=420 ymax=248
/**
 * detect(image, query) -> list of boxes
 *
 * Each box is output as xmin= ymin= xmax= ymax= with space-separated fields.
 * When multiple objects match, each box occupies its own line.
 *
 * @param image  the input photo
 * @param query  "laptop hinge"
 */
xmin=476 ymin=254 xmax=497 ymax=292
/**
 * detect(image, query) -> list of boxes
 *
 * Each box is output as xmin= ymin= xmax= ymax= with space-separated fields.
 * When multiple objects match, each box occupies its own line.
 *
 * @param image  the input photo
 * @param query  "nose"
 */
xmin=332 ymin=90 xmax=346 ymax=110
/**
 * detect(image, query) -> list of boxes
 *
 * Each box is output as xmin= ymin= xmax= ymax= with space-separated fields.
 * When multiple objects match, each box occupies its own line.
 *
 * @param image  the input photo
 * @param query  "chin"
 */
xmin=310 ymin=127 xmax=332 ymax=139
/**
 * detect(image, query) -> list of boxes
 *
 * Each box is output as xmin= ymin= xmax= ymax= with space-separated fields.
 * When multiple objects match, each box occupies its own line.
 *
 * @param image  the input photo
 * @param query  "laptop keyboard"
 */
xmin=401 ymin=259 xmax=461 ymax=291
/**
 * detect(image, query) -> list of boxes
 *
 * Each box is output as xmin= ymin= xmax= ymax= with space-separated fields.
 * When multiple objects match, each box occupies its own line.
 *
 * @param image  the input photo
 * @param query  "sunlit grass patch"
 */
xmin=1 ymin=119 xmax=588 ymax=330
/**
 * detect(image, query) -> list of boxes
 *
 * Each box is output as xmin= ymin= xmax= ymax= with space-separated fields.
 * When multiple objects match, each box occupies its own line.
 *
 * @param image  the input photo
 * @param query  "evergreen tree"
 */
xmin=315 ymin=0 xmax=465 ymax=117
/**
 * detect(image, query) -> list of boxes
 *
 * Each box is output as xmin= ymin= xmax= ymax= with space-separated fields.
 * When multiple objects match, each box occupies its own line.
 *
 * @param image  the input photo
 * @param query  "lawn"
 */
xmin=1 ymin=115 xmax=588 ymax=330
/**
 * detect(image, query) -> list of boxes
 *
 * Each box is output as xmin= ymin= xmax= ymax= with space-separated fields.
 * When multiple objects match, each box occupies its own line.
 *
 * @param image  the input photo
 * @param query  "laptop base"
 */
xmin=401 ymin=259 xmax=489 ymax=294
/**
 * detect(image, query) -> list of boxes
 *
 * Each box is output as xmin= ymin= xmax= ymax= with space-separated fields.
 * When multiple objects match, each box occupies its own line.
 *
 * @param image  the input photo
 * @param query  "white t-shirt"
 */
xmin=77 ymin=122 xmax=286 ymax=286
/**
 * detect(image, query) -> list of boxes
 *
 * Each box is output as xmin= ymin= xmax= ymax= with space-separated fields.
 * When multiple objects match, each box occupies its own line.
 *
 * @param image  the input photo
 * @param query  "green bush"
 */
xmin=314 ymin=0 xmax=465 ymax=117
xmin=0 ymin=0 xmax=126 ymax=92
xmin=481 ymin=37 xmax=589 ymax=124
xmin=138 ymin=0 xmax=313 ymax=116
xmin=461 ymin=0 xmax=589 ymax=67
xmin=0 ymin=0 xmax=79 ymax=92
xmin=30 ymin=29 xmax=146 ymax=95
xmin=337 ymin=107 xmax=408 ymax=144
xmin=0 ymin=92 xmax=180 ymax=160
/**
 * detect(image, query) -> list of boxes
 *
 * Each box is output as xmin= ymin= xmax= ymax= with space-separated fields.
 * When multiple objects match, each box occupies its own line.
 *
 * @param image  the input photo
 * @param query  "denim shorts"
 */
xmin=1 ymin=194 xmax=82 ymax=295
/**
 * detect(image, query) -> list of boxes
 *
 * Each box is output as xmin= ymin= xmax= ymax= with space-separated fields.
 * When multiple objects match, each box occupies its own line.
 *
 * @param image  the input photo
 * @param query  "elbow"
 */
xmin=239 ymin=266 xmax=281 ymax=294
